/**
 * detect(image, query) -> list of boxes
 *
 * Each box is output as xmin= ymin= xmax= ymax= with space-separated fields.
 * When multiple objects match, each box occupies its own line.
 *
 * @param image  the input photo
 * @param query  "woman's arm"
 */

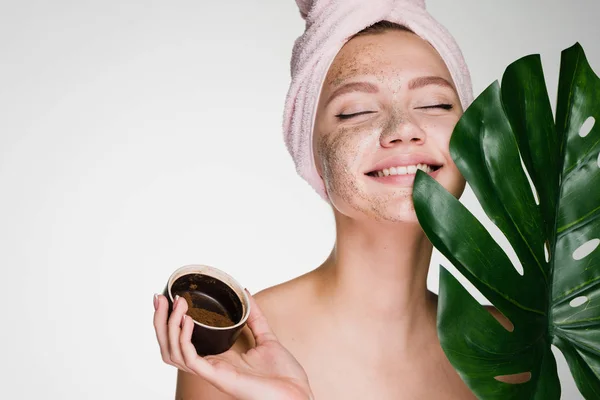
xmin=176 ymin=370 xmax=235 ymax=399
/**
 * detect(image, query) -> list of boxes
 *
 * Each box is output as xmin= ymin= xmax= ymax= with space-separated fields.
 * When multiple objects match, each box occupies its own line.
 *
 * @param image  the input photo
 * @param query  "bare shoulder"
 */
xmin=253 ymin=273 xmax=314 ymax=313
xmin=252 ymin=271 xmax=316 ymax=335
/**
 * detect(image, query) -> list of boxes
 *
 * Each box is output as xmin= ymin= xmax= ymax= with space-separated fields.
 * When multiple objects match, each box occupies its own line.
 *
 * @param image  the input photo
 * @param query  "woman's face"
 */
xmin=313 ymin=29 xmax=466 ymax=223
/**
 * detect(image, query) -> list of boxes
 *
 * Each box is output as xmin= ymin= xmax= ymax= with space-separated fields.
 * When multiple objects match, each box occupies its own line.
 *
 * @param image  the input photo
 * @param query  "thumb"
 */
xmin=245 ymin=289 xmax=278 ymax=346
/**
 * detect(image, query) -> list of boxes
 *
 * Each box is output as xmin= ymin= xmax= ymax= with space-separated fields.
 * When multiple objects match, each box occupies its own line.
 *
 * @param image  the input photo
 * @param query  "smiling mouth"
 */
xmin=366 ymin=163 xmax=442 ymax=178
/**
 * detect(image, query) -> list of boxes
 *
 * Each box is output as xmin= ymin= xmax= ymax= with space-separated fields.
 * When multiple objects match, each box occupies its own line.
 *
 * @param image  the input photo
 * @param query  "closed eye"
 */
xmin=417 ymin=104 xmax=453 ymax=110
xmin=335 ymin=111 xmax=377 ymax=120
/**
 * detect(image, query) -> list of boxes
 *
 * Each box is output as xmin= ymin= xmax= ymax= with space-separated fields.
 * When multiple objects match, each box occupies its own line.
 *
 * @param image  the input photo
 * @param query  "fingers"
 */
xmin=245 ymin=289 xmax=278 ymax=346
xmin=179 ymin=315 xmax=217 ymax=378
xmin=153 ymin=294 xmax=174 ymax=366
xmin=153 ymin=294 xmax=194 ymax=373
xmin=179 ymin=316 xmax=246 ymax=395
xmin=167 ymin=295 xmax=194 ymax=373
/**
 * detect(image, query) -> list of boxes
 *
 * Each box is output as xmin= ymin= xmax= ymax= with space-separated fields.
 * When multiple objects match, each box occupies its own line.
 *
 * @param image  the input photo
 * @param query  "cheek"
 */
xmin=424 ymin=118 xmax=454 ymax=145
xmin=314 ymin=124 xmax=382 ymax=215
xmin=315 ymin=125 xmax=376 ymax=186
xmin=424 ymin=119 xmax=466 ymax=196
xmin=316 ymin=128 xmax=360 ymax=194
xmin=421 ymin=118 xmax=457 ymax=168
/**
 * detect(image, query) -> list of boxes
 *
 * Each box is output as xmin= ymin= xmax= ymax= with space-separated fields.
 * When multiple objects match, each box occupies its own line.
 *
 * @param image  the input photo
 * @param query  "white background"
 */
xmin=1 ymin=0 xmax=598 ymax=398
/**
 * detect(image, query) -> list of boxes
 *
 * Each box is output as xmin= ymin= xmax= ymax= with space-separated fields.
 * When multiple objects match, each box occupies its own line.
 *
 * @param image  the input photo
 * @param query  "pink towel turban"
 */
xmin=283 ymin=0 xmax=474 ymax=200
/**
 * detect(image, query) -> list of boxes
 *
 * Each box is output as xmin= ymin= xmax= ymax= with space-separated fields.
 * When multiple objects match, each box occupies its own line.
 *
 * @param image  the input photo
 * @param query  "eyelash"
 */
xmin=335 ymin=111 xmax=377 ymax=120
xmin=418 ymin=104 xmax=454 ymax=110
xmin=335 ymin=104 xmax=453 ymax=120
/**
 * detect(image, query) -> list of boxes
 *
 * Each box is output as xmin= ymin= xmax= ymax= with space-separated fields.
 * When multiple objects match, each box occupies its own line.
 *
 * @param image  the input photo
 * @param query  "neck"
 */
xmin=314 ymin=212 xmax=438 ymax=349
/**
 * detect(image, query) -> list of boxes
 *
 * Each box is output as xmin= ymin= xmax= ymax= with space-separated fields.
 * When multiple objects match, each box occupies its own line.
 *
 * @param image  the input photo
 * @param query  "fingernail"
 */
xmin=153 ymin=294 xmax=158 ymax=310
xmin=181 ymin=314 xmax=186 ymax=326
xmin=174 ymin=295 xmax=180 ymax=309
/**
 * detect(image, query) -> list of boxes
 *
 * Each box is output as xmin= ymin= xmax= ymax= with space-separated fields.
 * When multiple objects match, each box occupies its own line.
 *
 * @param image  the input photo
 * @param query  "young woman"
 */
xmin=153 ymin=3 xmax=512 ymax=399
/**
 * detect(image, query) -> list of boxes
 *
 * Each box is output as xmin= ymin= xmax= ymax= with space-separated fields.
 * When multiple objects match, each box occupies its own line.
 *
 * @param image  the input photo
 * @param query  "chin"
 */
xmin=380 ymin=199 xmax=421 ymax=224
xmin=354 ymin=194 xmax=422 ymax=224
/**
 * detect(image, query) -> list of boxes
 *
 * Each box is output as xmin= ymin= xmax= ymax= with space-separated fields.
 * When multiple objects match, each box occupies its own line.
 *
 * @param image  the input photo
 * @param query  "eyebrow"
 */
xmin=326 ymin=76 xmax=455 ymax=106
xmin=408 ymin=76 xmax=455 ymax=91
xmin=326 ymin=82 xmax=379 ymax=105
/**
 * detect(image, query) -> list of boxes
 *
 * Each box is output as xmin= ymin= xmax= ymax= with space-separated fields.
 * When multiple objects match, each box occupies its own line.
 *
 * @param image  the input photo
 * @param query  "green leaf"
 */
xmin=413 ymin=43 xmax=600 ymax=399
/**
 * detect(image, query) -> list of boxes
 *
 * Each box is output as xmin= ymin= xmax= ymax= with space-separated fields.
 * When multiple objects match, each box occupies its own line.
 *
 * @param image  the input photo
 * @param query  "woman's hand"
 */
xmin=153 ymin=291 xmax=314 ymax=400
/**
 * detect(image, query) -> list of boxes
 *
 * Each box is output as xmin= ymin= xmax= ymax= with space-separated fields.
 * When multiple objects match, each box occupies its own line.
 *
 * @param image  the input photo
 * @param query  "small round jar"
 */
xmin=163 ymin=265 xmax=250 ymax=356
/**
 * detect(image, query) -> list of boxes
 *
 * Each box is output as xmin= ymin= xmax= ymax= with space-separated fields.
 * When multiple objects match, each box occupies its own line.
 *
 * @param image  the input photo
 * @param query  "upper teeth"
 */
xmin=374 ymin=163 xmax=434 ymax=177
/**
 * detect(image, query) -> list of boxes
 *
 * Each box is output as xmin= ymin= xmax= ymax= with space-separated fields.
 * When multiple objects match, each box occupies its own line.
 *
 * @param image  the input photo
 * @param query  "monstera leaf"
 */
xmin=413 ymin=43 xmax=600 ymax=399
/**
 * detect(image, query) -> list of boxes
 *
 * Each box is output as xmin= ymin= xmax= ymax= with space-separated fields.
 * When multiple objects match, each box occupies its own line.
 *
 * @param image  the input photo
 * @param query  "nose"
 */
xmin=379 ymin=115 xmax=426 ymax=148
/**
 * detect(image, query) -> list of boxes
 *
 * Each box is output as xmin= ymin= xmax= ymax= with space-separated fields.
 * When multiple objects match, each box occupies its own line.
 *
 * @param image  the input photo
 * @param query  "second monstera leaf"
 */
xmin=413 ymin=43 xmax=600 ymax=399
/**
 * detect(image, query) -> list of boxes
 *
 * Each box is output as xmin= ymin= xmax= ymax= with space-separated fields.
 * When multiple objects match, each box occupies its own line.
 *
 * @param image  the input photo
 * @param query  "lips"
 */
xmin=367 ymin=163 xmax=440 ymax=177
xmin=365 ymin=154 xmax=443 ymax=177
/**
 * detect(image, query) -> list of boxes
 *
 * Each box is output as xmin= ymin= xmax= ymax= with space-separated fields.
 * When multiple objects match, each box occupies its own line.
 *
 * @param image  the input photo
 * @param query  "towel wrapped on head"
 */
xmin=283 ymin=0 xmax=474 ymax=200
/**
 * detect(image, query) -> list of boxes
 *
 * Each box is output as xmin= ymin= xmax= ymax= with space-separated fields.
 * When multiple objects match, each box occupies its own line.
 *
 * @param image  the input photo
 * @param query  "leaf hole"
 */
xmin=486 ymin=306 xmax=514 ymax=332
xmin=494 ymin=372 xmax=532 ymax=384
xmin=579 ymin=116 xmax=595 ymax=138
xmin=544 ymin=240 xmax=551 ymax=263
xmin=569 ymin=296 xmax=589 ymax=308
xmin=572 ymin=238 xmax=600 ymax=260
xmin=458 ymin=187 xmax=523 ymax=276
xmin=512 ymin=254 xmax=524 ymax=276
xmin=519 ymin=152 xmax=540 ymax=206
